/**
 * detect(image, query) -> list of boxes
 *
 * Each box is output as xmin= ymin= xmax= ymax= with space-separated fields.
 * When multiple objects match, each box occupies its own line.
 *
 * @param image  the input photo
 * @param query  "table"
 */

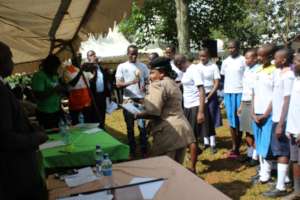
xmin=40 ymin=126 xmax=129 ymax=170
xmin=48 ymin=156 xmax=231 ymax=200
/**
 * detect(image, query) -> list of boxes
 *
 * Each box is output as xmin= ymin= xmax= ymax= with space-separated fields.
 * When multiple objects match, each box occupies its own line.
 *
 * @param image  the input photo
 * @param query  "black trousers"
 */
xmin=123 ymin=109 xmax=147 ymax=155
xmin=91 ymin=92 xmax=106 ymax=129
xmin=70 ymin=106 xmax=93 ymax=125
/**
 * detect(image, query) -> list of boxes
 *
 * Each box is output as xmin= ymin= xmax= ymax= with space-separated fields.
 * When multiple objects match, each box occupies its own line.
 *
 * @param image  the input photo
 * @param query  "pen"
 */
xmin=69 ymin=177 xmax=166 ymax=197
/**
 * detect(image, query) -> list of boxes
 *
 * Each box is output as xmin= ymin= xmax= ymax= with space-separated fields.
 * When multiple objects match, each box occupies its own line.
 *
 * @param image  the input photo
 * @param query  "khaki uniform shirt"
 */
xmin=144 ymin=77 xmax=195 ymax=155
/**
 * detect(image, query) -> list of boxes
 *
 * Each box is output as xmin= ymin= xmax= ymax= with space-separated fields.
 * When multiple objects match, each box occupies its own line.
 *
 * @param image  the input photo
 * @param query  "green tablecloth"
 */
xmin=41 ymin=128 xmax=129 ymax=169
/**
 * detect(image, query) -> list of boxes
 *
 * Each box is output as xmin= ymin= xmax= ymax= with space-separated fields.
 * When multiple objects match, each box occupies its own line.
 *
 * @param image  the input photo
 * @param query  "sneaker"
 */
xmin=262 ymin=188 xmax=288 ymax=198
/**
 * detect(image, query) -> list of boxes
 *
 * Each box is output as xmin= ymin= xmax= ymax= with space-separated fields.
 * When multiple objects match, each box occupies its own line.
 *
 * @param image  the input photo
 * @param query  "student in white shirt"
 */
xmin=115 ymin=45 xmax=149 ymax=158
xmin=252 ymin=44 xmax=276 ymax=184
xmin=165 ymin=45 xmax=183 ymax=83
xmin=175 ymin=54 xmax=205 ymax=173
xmin=262 ymin=49 xmax=294 ymax=197
xmin=221 ymin=40 xmax=246 ymax=158
xmin=284 ymin=54 xmax=300 ymax=200
xmin=237 ymin=49 xmax=260 ymax=165
xmin=198 ymin=48 xmax=222 ymax=153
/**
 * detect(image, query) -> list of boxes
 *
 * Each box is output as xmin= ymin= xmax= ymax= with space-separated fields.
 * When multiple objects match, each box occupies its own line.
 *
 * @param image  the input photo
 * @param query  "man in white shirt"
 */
xmin=175 ymin=54 xmax=205 ymax=173
xmin=284 ymin=54 xmax=300 ymax=200
xmin=221 ymin=40 xmax=246 ymax=158
xmin=165 ymin=45 xmax=183 ymax=83
xmin=263 ymin=49 xmax=294 ymax=198
xmin=115 ymin=45 xmax=149 ymax=157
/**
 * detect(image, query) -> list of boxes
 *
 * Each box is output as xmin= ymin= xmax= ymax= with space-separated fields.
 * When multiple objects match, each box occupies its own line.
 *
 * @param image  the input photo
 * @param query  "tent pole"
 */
xmin=48 ymin=0 xmax=72 ymax=54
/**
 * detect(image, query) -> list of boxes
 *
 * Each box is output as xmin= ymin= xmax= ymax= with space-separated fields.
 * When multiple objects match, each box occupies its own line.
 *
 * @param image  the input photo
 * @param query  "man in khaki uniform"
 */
xmin=135 ymin=57 xmax=195 ymax=163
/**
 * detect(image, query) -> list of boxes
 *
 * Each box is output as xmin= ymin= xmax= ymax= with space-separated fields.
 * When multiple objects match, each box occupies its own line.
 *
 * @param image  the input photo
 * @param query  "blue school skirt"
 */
xmin=224 ymin=93 xmax=242 ymax=128
xmin=252 ymin=115 xmax=273 ymax=158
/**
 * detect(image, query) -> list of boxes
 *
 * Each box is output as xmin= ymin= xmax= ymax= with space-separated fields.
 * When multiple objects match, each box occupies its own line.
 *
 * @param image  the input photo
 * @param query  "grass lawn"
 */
xmin=106 ymin=109 xmax=280 ymax=200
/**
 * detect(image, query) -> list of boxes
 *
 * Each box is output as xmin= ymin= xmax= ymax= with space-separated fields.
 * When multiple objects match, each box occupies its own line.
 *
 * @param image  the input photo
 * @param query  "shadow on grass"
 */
xmin=201 ymin=157 xmax=244 ymax=174
xmin=213 ymin=180 xmax=252 ymax=200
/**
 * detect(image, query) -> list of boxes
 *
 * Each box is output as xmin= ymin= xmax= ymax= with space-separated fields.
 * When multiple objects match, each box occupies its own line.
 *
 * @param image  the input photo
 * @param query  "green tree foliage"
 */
xmin=119 ymin=0 xmax=300 ymax=49
xmin=120 ymin=0 xmax=249 ymax=49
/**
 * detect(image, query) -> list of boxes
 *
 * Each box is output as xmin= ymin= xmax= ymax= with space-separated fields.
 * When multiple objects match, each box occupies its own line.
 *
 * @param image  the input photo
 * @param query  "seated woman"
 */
xmin=135 ymin=57 xmax=195 ymax=164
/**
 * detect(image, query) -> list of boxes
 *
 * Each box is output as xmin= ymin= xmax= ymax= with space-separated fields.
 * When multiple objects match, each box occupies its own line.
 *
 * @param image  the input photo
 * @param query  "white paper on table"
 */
xmin=83 ymin=127 xmax=103 ymax=134
xmin=39 ymin=140 xmax=65 ymax=150
xmin=58 ymin=191 xmax=113 ymax=200
xmin=106 ymin=99 xmax=118 ymax=114
xmin=120 ymin=103 xmax=143 ymax=115
xmin=64 ymin=167 xmax=98 ymax=187
xmin=129 ymin=177 xmax=164 ymax=199
xmin=74 ymin=123 xmax=99 ymax=129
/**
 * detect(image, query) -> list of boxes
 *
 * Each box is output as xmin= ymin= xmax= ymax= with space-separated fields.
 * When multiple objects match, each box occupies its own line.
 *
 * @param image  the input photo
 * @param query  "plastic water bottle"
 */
xmin=102 ymin=153 xmax=113 ymax=190
xmin=95 ymin=145 xmax=103 ymax=177
xmin=78 ymin=112 xmax=84 ymax=127
xmin=59 ymin=119 xmax=69 ymax=144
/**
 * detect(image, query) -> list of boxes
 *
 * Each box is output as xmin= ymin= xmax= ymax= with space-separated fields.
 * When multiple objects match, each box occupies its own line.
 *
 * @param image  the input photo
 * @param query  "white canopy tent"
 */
xmin=0 ymin=0 xmax=143 ymax=68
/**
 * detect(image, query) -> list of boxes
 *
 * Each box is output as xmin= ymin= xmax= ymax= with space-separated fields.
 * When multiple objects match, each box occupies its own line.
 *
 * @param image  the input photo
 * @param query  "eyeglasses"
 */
xmin=88 ymin=53 xmax=95 ymax=57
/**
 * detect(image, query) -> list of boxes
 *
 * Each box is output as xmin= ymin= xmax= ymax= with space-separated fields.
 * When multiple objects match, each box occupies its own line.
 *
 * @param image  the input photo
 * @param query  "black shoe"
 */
xmin=263 ymin=188 xmax=288 ymax=198
xmin=204 ymin=145 xmax=210 ymax=150
xmin=239 ymin=156 xmax=251 ymax=163
xmin=211 ymin=146 xmax=217 ymax=154
xmin=252 ymin=178 xmax=271 ymax=185
xmin=247 ymin=159 xmax=259 ymax=167
xmin=268 ymin=180 xmax=293 ymax=190
xmin=251 ymin=173 xmax=260 ymax=182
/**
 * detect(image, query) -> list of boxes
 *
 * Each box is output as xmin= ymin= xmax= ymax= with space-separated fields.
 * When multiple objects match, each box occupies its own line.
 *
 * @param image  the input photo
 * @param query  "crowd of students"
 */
xmin=29 ymin=41 xmax=300 ymax=199
xmin=3 ymin=36 xmax=300 ymax=199
xmin=143 ymin=41 xmax=300 ymax=199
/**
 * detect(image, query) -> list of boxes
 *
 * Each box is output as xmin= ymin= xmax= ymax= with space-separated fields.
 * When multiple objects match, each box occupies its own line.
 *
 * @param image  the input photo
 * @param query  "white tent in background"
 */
xmin=80 ymin=25 xmax=163 ymax=59
xmin=80 ymin=25 xmax=130 ymax=59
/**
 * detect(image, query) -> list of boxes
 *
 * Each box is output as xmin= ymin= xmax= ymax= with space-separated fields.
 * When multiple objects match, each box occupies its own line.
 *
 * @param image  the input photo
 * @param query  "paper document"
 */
xmin=64 ymin=167 xmax=98 ymax=187
xmin=74 ymin=123 xmax=99 ymax=129
xmin=83 ymin=127 xmax=103 ymax=134
xmin=121 ymin=103 xmax=144 ymax=114
xmin=106 ymin=100 xmax=118 ymax=114
xmin=39 ymin=140 xmax=65 ymax=150
xmin=129 ymin=177 xmax=164 ymax=199
xmin=58 ymin=191 xmax=113 ymax=200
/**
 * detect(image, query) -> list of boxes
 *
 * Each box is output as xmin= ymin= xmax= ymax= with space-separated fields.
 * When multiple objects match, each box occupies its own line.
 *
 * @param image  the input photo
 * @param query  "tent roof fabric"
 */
xmin=0 ymin=0 xmax=142 ymax=65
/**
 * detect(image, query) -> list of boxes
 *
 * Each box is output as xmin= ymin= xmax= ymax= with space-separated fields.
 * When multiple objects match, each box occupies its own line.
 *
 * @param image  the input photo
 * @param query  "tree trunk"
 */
xmin=175 ymin=0 xmax=189 ymax=54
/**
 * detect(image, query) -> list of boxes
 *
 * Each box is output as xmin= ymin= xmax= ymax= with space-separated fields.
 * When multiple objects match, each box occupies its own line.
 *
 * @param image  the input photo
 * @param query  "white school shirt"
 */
xmin=197 ymin=61 xmax=220 ymax=94
xmin=171 ymin=60 xmax=183 ymax=82
xmin=181 ymin=64 xmax=204 ymax=108
xmin=253 ymin=65 xmax=276 ymax=114
xmin=286 ymin=78 xmax=300 ymax=135
xmin=221 ymin=55 xmax=246 ymax=93
xmin=241 ymin=64 xmax=260 ymax=101
xmin=115 ymin=61 xmax=149 ymax=99
xmin=272 ymin=68 xmax=294 ymax=122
